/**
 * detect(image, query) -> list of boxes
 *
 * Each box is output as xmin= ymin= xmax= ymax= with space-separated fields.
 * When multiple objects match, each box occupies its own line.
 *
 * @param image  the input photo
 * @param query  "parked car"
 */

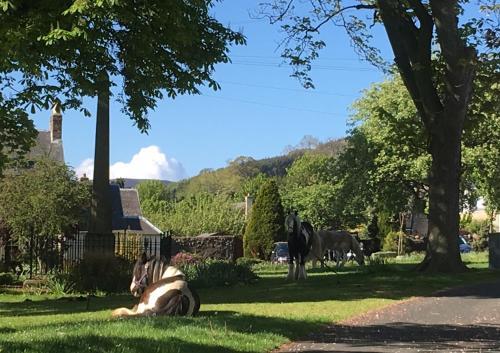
xmin=271 ymin=242 xmax=289 ymax=264
xmin=458 ymin=235 xmax=472 ymax=253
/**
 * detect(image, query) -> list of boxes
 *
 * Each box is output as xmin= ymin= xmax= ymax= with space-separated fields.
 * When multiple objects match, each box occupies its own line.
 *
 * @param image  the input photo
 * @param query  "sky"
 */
xmin=30 ymin=0 xmax=395 ymax=181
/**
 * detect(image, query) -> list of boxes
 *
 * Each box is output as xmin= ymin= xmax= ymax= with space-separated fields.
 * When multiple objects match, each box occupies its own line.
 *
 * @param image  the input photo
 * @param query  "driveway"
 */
xmin=276 ymin=280 xmax=500 ymax=352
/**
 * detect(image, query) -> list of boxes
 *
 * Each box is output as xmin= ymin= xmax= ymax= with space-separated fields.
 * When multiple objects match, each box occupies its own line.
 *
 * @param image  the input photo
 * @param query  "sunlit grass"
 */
xmin=0 ymin=253 xmax=497 ymax=353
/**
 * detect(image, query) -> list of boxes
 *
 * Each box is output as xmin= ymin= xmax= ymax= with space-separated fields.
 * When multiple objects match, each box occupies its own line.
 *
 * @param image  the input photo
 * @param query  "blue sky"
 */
xmin=31 ymin=0 xmax=395 ymax=180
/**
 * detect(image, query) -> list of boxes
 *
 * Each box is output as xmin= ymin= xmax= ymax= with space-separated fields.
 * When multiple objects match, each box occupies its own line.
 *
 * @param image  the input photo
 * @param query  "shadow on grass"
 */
xmin=303 ymin=322 xmax=500 ymax=352
xmin=0 ymin=294 xmax=134 ymax=317
xmin=2 ymin=310 xmax=500 ymax=353
xmin=0 ymin=312 xmax=325 ymax=353
xmin=1 ymin=335 xmax=247 ymax=353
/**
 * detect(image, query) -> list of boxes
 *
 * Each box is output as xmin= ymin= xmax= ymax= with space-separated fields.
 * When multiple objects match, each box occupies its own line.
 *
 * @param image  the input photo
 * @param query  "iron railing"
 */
xmin=0 ymin=231 xmax=172 ymax=277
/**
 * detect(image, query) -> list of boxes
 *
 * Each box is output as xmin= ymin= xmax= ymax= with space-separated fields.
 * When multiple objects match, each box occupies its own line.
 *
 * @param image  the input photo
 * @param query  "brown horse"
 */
xmin=311 ymin=230 xmax=364 ymax=268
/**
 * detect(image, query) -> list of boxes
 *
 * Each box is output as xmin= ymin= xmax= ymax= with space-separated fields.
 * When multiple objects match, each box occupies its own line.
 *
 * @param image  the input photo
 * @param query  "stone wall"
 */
xmin=171 ymin=235 xmax=243 ymax=261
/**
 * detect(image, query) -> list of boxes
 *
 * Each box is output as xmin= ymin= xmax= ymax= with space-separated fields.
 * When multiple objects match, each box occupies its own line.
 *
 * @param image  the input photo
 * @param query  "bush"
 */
xmin=145 ymin=193 xmax=246 ymax=236
xmin=244 ymin=180 xmax=285 ymax=259
xmin=463 ymin=219 xmax=490 ymax=251
xmin=176 ymin=258 xmax=258 ymax=288
xmin=69 ymin=254 xmax=132 ymax=293
xmin=170 ymin=251 xmax=202 ymax=266
xmin=235 ymin=257 xmax=262 ymax=267
xmin=0 ymin=272 xmax=15 ymax=285
xmin=46 ymin=273 xmax=74 ymax=296
xmin=472 ymin=233 xmax=489 ymax=252
xmin=382 ymin=231 xmax=412 ymax=253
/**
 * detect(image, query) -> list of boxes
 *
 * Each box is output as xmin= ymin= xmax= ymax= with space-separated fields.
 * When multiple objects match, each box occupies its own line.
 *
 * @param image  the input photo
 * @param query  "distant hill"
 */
xmin=162 ymin=137 xmax=346 ymax=199
xmin=111 ymin=178 xmax=171 ymax=189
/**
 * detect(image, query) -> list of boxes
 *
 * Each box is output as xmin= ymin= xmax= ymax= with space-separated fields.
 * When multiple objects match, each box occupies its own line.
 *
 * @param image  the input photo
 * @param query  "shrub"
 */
xmin=0 ymin=272 xmax=14 ymax=285
xmin=145 ymin=193 xmax=246 ymax=236
xmin=177 ymin=259 xmax=257 ymax=288
xmin=472 ymin=233 xmax=489 ymax=252
xmin=244 ymin=180 xmax=285 ymax=259
xmin=46 ymin=273 xmax=74 ymax=296
xmin=235 ymin=257 xmax=262 ymax=267
xmin=170 ymin=251 xmax=202 ymax=266
xmin=69 ymin=254 xmax=132 ymax=293
xmin=382 ymin=231 xmax=411 ymax=253
xmin=463 ymin=219 xmax=490 ymax=251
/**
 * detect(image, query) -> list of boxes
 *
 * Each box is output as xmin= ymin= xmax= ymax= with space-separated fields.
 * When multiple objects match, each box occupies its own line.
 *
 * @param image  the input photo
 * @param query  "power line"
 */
xmin=231 ymin=54 xmax=367 ymax=62
xmin=201 ymin=93 xmax=342 ymax=116
xmin=230 ymin=60 xmax=376 ymax=72
xmin=219 ymin=80 xmax=356 ymax=97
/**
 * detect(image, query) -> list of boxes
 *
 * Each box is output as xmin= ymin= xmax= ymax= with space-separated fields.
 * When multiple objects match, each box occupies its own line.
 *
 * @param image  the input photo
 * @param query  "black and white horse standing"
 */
xmin=285 ymin=212 xmax=314 ymax=280
xmin=112 ymin=253 xmax=200 ymax=317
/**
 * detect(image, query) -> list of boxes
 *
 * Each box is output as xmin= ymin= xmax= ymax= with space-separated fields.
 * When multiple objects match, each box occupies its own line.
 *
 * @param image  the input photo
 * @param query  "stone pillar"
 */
xmin=50 ymin=102 xmax=62 ymax=142
xmin=245 ymin=194 xmax=253 ymax=220
xmin=488 ymin=233 xmax=500 ymax=269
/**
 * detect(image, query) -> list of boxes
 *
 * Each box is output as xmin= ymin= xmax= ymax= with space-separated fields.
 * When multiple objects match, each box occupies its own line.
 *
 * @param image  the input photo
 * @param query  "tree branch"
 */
xmin=309 ymin=4 xmax=377 ymax=32
xmin=430 ymin=0 xmax=476 ymax=110
xmin=270 ymin=0 xmax=295 ymax=24
xmin=378 ymin=0 xmax=443 ymax=131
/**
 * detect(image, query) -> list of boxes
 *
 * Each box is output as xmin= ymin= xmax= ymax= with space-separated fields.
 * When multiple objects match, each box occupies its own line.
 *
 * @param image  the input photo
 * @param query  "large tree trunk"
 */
xmin=418 ymin=109 xmax=468 ymax=272
xmin=378 ymin=0 xmax=475 ymax=272
xmin=88 ymin=74 xmax=114 ymax=254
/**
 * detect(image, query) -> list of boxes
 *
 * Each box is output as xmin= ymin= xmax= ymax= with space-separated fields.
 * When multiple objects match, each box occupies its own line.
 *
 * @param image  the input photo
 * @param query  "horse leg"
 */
xmin=335 ymin=250 xmax=341 ymax=269
xmin=294 ymin=255 xmax=300 ymax=280
xmin=340 ymin=250 xmax=347 ymax=268
xmin=299 ymin=254 xmax=307 ymax=280
xmin=287 ymin=258 xmax=294 ymax=280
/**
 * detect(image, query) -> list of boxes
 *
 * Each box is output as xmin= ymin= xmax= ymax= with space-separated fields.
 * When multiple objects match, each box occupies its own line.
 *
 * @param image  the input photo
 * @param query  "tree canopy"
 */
xmin=0 ymin=0 xmax=245 ymax=130
xmin=0 ymin=158 xmax=89 ymax=245
xmin=0 ymin=0 xmax=246 ymax=179
xmin=282 ymin=153 xmax=341 ymax=229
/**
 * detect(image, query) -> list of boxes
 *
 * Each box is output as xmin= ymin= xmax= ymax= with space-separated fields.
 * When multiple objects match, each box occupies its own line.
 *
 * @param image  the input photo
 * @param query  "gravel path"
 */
xmin=276 ymin=280 xmax=500 ymax=353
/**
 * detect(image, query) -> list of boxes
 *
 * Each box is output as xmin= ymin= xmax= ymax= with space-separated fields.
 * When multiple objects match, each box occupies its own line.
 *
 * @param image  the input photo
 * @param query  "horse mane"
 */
xmin=301 ymin=221 xmax=315 ymax=251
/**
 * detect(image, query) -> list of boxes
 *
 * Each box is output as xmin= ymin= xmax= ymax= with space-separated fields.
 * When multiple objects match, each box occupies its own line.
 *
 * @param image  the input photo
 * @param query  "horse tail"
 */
xmin=112 ymin=307 xmax=137 ymax=318
xmin=187 ymin=284 xmax=201 ymax=316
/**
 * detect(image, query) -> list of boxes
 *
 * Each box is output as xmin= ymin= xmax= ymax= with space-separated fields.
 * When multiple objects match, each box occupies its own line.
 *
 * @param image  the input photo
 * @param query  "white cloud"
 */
xmin=75 ymin=158 xmax=94 ymax=179
xmin=75 ymin=146 xmax=187 ymax=181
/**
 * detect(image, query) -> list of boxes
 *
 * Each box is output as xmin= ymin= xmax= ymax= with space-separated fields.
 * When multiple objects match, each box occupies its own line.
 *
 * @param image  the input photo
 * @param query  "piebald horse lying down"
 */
xmin=112 ymin=254 xmax=200 ymax=317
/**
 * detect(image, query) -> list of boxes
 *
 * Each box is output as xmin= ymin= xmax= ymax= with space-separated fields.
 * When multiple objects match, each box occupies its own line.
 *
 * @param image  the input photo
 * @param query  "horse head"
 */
xmin=285 ymin=211 xmax=301 ymax=239
xmin=351 ymin=237 xmax=365 ymax=265
xmin=130 ymin=252 xmax=149 ymax=297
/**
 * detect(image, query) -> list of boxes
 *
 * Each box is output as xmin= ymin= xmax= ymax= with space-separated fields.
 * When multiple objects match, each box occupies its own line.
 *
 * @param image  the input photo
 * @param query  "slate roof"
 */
xmin=110 ymin=185 xmax=162 ymax=235
xmin=120 ymin=189 xmax=142 ymax=216
xmin=27 ymin=130 xmax=64 ymax=163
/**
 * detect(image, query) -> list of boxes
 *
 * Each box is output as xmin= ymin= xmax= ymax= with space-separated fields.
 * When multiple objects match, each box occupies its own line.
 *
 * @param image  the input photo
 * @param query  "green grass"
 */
xmin=0 ymin=252 xmax=497 ymax=353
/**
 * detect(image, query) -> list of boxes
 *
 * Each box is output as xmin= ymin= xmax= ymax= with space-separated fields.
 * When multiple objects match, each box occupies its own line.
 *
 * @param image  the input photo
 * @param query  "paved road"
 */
xmin=276 ymin=281 xmax=500 ymax=353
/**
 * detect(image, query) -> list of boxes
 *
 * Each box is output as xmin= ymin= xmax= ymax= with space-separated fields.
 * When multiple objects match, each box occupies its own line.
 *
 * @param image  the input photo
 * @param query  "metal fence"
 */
xmin=0 ymin=232 xmax=172 ymax=278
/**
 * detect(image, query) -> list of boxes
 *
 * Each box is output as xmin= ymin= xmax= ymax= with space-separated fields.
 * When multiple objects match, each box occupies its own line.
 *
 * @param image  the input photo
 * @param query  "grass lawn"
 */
xmin=0 ymin=252 xmax=497 ymax=353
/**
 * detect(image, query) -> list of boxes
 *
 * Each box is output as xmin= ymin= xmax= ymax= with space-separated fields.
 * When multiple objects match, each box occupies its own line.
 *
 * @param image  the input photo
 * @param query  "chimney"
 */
xmin=50 ymin=102 xmax=62 ymax=142
xmin=245 ymin=194 xmax=254 ymax=220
